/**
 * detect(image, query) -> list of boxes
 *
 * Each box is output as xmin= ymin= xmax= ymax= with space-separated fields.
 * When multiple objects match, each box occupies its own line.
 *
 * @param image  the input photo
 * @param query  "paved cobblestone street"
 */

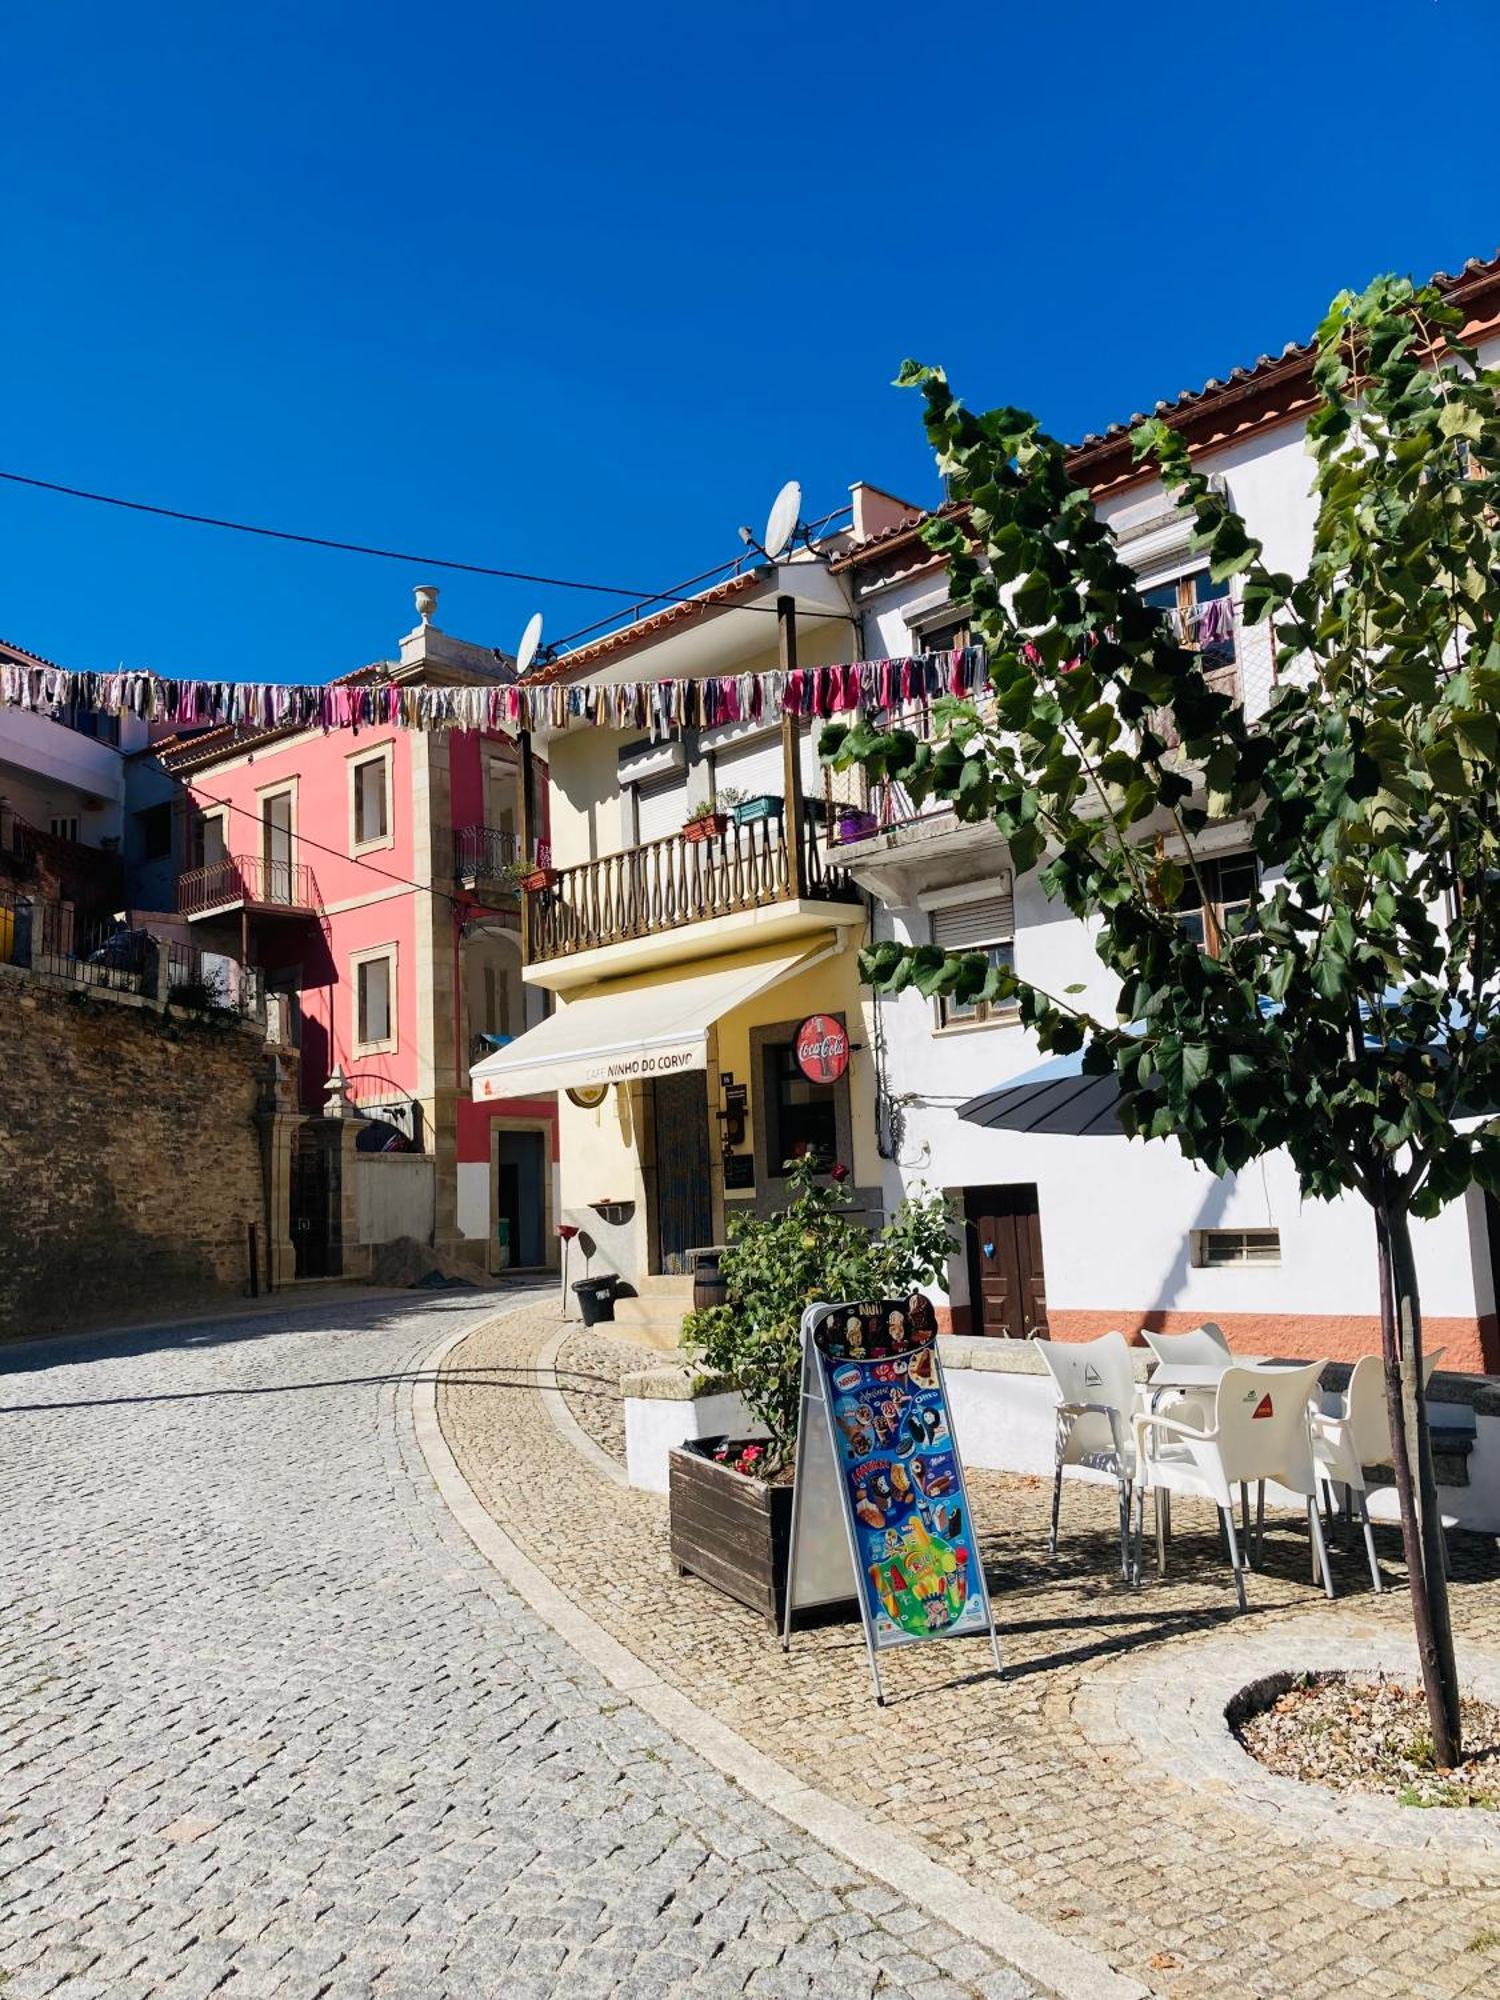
xmin=0 ymin=1293 xmax=1038 ymax=1999
xmin=443 ymin=1309 xmax=1500 ymax=2000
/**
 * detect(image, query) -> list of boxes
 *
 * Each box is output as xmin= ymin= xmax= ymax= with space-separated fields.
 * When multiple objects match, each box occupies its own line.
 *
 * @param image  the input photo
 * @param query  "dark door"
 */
xmin=290 ymin=1127 xmax=341 ymax=1279
xmin=496 ymin=1129 xmax=546 ymax=1268
xmin=652 ymin=1071 xmax=714 ymax=1274
xmin=963 ymin=1184 xmax=1047 ymax=1339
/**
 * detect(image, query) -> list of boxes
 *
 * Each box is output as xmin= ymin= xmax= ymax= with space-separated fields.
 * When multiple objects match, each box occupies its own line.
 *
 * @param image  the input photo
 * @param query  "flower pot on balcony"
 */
xmin=519 ymin=866 xmax=557 ymax=891
xmin=683 ymin=812 xmax=729 ymax=844
xmin=731 ymin=794 xmax=783 ymax=825
xmin=669 ymin=1437 xmax=792 ymax=1627
xmin=835 ymin=807 xmax=878 ymax=845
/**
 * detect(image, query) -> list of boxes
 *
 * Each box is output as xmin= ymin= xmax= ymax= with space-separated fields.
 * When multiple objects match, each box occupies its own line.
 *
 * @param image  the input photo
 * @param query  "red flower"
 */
xmin=830 ymin=1162 xmax=849 ymax=1183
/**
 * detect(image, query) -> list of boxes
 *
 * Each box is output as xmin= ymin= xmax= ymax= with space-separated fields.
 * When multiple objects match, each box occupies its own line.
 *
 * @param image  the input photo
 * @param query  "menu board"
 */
xmin=784 ymin=1301 xmax=1000 ymax=1697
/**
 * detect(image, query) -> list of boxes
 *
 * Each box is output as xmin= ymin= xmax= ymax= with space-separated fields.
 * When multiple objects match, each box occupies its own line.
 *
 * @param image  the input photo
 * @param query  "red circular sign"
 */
xmin=795 ymin=1013 xmax=849 ymax=1084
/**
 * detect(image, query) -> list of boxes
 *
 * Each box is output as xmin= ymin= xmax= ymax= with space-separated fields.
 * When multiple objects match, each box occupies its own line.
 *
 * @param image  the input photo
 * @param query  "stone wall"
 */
xmin=0 ymin=963 xmax=270 ymax=1339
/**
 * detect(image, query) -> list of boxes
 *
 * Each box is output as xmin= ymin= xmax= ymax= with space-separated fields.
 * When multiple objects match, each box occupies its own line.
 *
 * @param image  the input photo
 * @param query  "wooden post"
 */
xmin=517 ymin=727 xmax=535 ymax=963
xmin=778 ymin=595 xmax=804 ymax=901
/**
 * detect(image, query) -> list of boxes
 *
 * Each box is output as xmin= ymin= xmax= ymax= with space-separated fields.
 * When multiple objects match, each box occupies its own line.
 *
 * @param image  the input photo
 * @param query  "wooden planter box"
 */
xmin=669 ymin=1437 xmax=792 ymax=1627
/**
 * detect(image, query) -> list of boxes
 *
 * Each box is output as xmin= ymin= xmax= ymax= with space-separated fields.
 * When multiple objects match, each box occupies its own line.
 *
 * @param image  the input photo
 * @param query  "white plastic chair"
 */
xmin=1035 ymin=1333 xmax=1139 ymax=1580
xmin=1141 ymin=1323 xmax=1232 ymax=1370
xmin=1312 ymin=1347 xmax=1447 ymax=1591
xmin=1132 ymin=1362 xmax=1331 ymax=1611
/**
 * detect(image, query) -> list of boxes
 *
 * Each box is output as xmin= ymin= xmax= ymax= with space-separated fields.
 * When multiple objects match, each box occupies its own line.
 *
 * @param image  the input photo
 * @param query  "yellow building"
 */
xmin=470 ymin=496 xmax=912 ymax=1342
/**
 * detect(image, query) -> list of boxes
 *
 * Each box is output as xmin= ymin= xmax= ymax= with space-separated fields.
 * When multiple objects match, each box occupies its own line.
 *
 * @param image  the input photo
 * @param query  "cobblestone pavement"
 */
xmin=440 ymin=1307 xmax=1500 ymax=2000
xmin=556 ymin=1326 xmax=658 ymax=1467
xmin=0 ymin=1292 xmax=1040 ymax=2000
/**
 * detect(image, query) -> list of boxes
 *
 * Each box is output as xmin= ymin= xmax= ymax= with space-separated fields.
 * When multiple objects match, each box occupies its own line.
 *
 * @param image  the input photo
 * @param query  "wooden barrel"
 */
xmin=693 ymin=1249 xmax=728 ymax=1313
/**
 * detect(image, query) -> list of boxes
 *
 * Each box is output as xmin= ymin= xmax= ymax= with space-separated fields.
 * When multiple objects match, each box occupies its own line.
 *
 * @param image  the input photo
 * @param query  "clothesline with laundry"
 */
xmin=0 ymin=593 xmax=1237 ymax=738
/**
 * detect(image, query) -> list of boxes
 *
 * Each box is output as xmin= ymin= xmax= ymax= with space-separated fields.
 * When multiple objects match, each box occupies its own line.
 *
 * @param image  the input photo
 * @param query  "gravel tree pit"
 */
xmin=1230 ymin=1670 xmax=1500 ymax=1809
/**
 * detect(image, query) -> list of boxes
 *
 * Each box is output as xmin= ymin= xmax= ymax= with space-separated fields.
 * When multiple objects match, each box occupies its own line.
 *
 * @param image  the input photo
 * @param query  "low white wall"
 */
xmin=622 ymin=1374 xmax=763 ymax=1494
xmin=625 ymin=1342 xmax=1500 ymax=1533
xmin=355 ymin=1154 xmax=436 ymax=1246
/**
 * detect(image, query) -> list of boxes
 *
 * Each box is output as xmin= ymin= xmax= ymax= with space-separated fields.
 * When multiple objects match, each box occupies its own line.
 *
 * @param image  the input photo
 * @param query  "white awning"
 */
xmin=470 ymin=942 xmax=837 ymax=1101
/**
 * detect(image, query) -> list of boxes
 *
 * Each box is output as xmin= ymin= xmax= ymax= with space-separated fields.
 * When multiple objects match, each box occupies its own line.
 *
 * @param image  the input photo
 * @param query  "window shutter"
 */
xmin=931 ymin=887 xmax=1015 ymax=950
xmin=715 ymin=730 xmax=785 ymax=800
xmin=635 ymin=774 xmax=685 ymax=844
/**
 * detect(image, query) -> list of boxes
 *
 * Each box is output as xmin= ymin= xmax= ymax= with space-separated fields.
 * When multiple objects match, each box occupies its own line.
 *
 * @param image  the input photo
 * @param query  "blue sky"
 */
xmin=4 ymin=0 xmax=1499 ymax=683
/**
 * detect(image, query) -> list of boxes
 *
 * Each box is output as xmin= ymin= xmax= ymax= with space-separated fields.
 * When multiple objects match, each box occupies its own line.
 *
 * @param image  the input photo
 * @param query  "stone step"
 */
xmin=611 ymin=1295 xmax=690 ymax=1353
xmin=634 ymin=1274 xmax=696 ymax=1300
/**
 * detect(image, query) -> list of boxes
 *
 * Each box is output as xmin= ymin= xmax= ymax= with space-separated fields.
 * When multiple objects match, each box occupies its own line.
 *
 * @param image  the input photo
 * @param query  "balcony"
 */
xmin=526 ymin=805 xmax=860 ymax=971
xmin=454 ymin=826 xmax=551 ymax=896
xmin=178 ymin=854 xmax=319 ymax=921
xmin=0 ymin=810 xmax=124 ymax=912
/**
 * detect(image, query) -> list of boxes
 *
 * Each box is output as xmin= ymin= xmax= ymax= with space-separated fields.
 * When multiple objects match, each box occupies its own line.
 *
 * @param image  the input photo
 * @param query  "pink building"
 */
xmin=161 ymin=593 xmax=557 ymax=1280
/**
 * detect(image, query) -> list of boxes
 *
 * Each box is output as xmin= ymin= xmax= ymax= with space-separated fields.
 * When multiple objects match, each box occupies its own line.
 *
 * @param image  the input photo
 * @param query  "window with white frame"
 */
xmin=930 ymin=887 xmax=1017 ymax=1028
xmin=352 ymin=946 xmax=397 ymax=1053
xmin=350 ymin=747 xmax=392 ymax=852
xmin=1193 ymin=1227 xmax=1280 ymax=1268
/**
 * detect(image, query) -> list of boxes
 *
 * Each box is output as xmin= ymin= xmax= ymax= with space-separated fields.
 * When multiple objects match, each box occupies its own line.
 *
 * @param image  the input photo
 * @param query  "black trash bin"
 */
xmin=572 ymin=1276 xmax=618 ymax=1326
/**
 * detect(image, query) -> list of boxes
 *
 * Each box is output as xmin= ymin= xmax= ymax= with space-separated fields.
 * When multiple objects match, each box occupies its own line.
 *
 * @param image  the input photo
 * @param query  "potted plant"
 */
xmin=672 ymin=1160 xmax=955 ymax=1625
xmin=517 ymin=856 xmax=557 ymax=891
xmin=730 ymin=791 xmax=784 ymax=825
xmin=835 ymin=803 xmax=878 ymax=844
xmin=682 ymin=798 xmax=729 ymax=843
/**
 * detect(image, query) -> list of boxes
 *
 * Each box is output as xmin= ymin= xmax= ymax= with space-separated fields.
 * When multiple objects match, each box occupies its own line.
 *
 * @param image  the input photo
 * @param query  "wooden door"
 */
xmin=963 ymin=1184 xmax=1048 ymax=1339
xmin=651 ymin=1071 xmax=714 ymax=1274
xmin=290 ymin=1126 xmax=341 ymax=1279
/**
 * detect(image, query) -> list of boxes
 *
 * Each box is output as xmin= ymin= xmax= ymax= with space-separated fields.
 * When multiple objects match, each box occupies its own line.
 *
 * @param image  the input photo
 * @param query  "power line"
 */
xmin=191 ymin=782 xmax=511 ymax=923
xmin=0 ymin=467 xmax=855 ymax=639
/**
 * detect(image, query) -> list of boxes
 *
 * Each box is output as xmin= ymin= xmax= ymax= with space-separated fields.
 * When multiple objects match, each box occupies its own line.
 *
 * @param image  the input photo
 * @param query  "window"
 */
xmin=353 ymin=947 xmax=396 ymax=1052
xmin=262 ymin=789 xmax=294 ymax=903
xmin=352 ymin=753 xmax=390 ymax=849
xmin=1142 ymin=570 xmax=1235 ymax=671
xmin=1194 ymin=1227 xmax=1280 ymax=1268
xmin=635 ymin=773 xmax=686 ymax=845
xmin=1175 ymin=851 xmax=1259 ymax=956
xmin=912 ymin=610 xmax=972 ymax=655
xmin=192 ymin=811 xmax=227 ymax=869
xmin=762 ymin=1039 xmax=839 ymax=1174
xmin=48 ymin=816 xmax=80 ymax=844
xmin=139 ymin=803 xmax=173 ymax=861
xmin=930 ymin=888 xmax=1018 ymax=1028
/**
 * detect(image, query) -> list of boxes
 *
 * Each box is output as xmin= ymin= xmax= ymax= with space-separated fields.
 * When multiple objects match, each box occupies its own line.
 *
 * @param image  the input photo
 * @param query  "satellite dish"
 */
xmin=516 ymin=611 xmax=544 ymax=675
xmin=762 ymin=480 xmax=802 ymax=560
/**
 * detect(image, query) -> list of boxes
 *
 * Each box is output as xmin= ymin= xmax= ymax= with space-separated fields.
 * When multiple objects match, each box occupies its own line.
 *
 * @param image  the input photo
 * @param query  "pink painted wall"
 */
xmin=184 ymin=727 xmax=555 ymax=1161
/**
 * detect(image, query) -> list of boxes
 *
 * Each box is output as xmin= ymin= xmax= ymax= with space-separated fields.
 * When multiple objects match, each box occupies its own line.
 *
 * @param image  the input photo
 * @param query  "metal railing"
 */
xmin=177 ymin=853 xmax=318 ymax=917
xmin=0 ymin=806 xmax=125 ymax=906
xmin=1 ymin=884 xmax=262 ymax=1018
xmin=454 ymin=826 xmax=550 ymax=884
xmin=527 ymin=805 xmax=855 ymax=963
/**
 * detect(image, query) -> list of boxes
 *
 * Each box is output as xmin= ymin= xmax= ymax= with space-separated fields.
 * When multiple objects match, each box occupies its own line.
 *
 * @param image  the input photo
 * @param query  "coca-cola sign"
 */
xmin=795 ymin=1013 xmax=849 ymax=1084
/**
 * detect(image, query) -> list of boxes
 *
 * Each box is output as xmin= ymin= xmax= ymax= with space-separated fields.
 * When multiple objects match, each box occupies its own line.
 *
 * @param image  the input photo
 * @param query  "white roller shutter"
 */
xmin=714 ymin=730 xmax=785 ymax=800
xmin=931 ymin=886 xmax=1015 ymax=949
xmin=635 ymin=773 xmax=686 ymax=844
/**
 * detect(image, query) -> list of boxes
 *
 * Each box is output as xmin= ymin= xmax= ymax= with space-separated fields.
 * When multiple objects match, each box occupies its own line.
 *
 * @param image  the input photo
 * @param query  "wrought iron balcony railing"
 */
xmin=526 ymin=804 xmax=856 ymax=964
xmin=178 ymin=854 xmax=318 ymax=919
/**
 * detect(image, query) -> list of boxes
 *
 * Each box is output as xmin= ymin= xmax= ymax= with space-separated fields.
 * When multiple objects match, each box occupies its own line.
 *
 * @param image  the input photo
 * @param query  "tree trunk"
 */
xmin=1374 ymin=1194 xmax=1462 ymax=1765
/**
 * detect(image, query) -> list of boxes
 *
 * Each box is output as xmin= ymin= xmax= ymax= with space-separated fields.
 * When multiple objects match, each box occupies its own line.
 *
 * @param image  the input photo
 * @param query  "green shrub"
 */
xmin=682 ymin=1158 xmax=954 ymax=1472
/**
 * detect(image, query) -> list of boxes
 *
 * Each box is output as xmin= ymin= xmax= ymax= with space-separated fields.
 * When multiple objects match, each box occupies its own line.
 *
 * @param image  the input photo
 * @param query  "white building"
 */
xmin=828 ymin=253 xmax=1500 ymax=1376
